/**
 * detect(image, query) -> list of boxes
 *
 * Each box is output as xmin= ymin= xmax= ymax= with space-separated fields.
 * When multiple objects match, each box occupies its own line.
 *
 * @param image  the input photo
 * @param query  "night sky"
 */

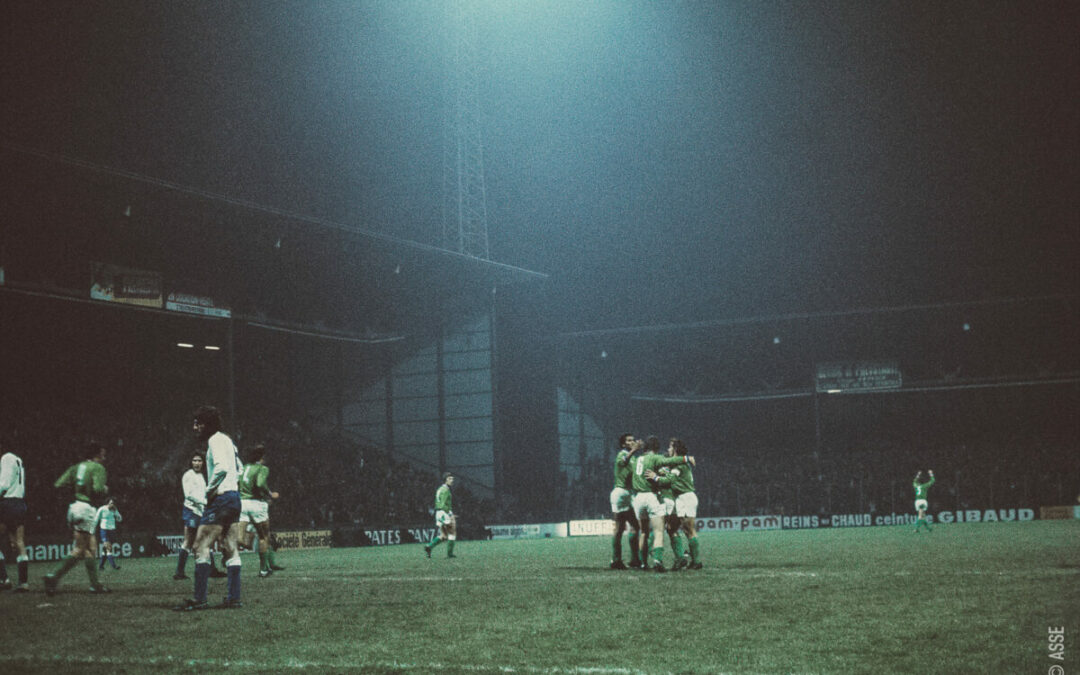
xmin=3 ymin=1 xmax=1077 ymax=332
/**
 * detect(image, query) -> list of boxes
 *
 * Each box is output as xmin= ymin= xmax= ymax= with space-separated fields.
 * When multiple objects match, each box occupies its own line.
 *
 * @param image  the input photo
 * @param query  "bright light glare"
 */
xmin=177 ymin=342 xmax=194 ymax=349
xmin=204 ymin=345 xmax=221 ymax=351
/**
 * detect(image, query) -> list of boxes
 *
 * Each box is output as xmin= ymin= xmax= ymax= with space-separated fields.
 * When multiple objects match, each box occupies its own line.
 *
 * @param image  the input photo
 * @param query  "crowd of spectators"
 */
xmin=1 ymin=402 xmax=492 ymax=538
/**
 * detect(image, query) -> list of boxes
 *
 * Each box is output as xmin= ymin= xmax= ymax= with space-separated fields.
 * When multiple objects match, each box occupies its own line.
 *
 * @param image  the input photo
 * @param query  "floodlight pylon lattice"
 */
xmin=442 ymin=0 xmax=490 ymax=260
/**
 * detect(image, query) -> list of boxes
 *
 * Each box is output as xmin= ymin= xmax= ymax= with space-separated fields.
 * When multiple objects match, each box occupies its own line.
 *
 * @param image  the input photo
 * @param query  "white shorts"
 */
xmin=632 ymin=492 xmax=663 ymax=520
xmin=674 ymin=492 xmax=698 ymax=519
xmin=67 ymin=502 xmax=97 ymax=534
xmin=662 ymin=496 xmax=676 ymax=517
xmin=610 ymin=487 xmax=633 ymax=514
xmin=241 ymin=499 xmax=269 ymax=524
xmin=914 ymin=499 xmax=928 ymax=512
xmin=436 ymin=510 xmax=454 ymax=527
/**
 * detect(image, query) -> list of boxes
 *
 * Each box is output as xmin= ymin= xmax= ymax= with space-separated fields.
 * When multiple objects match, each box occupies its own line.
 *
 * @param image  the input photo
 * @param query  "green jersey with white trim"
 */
xmin=613 ymin=450 xmax=634 ymax=490
xmin=435 ymin=484 xmax=452 ymax=513
xmin=660 ymin=464 xmax=695 ymax=496
xmin=914 ymin=476 xmax=935 ymax=500
xmin=630 ymin=453 xmax=688 ymax=494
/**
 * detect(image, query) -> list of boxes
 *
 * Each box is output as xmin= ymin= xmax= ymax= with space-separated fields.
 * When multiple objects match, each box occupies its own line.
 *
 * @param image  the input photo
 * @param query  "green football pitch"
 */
xmin=1 ymin=521 xmax=1076 ymax=674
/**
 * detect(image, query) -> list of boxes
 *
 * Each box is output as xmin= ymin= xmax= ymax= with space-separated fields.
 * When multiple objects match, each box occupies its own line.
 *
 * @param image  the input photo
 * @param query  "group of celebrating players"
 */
xmin=606 ymin=432 xmax=943 ymax=573
xmin=609 ymin=434 xmax=702 ymax=573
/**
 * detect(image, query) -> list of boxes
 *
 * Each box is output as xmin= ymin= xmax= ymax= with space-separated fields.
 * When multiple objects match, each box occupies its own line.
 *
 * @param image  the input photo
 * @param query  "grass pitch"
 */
xmin=0 ymin=521 xmax=1077 ymax=674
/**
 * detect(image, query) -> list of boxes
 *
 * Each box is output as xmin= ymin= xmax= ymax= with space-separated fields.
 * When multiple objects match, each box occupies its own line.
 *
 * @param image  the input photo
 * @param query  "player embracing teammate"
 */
xmin=649 ymin=438 xmax=702 ymax=570
xmin=630 ymin=436 xmax=697 ymax=573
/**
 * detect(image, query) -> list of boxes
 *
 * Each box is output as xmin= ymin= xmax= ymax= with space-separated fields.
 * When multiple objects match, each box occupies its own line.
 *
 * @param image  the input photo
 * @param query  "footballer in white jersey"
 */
xmin=0 ymin=450 xmax=30 ymax=590
xmin=174 ymin=406 xmax=244 ymax=611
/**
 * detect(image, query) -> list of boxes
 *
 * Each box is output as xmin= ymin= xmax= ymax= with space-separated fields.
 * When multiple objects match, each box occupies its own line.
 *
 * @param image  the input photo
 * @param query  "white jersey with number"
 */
xmin=0 ymin=452 xmax=26 ymax=499
xmin=205 ymin=432 xmax=242 ymax=496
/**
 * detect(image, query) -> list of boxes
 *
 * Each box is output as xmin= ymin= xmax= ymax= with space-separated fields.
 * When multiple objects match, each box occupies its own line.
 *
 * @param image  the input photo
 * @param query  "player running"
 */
xmin=238 ymin=444 xmax=284 ymax=577
xmin=44 ymin=441 xmax=111 ymax=595
xmin=609 ymin=433 xmax=641 ymax=569
xmin=424 ymin=473 xmax=457 ymax=558
xmin=913 ymin=470 xmax=935 ymax=533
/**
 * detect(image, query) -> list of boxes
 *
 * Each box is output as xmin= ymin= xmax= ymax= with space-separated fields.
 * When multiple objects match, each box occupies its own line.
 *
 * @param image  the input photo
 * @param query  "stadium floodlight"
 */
xmin=204 ymin=345 xmax=221 ymax=351
xmin=176 ymin=343 xmax=194 ymax=349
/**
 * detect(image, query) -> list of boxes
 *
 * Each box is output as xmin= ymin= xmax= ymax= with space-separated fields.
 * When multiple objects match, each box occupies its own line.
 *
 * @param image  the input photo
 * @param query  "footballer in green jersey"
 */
xmin=653 ymin=466 xmax=688 ymax=570
xmin=239 ymin=444 xmax=283 ymax=576
xmin=425 ymin=473 xmax=457 ymax=558
xmin=652 ymin=438 xmax=698 ymax=570
xmin=609 ymin=433 xmax=641 ymax=569
xmin=44 ymin=441 xmax=110 ymax=595
xmin=913 ymin=470 xmax=935 ymax=532
xmin=631 ymin=437 xmax=696 ymax=572
xmin=650 ymin=438 xmax=702 ymax=570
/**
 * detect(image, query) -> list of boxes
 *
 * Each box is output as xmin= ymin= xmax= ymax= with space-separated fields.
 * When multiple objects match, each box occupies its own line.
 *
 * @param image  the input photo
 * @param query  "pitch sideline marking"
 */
xmin=0 ymin=653 xmax=697 ymax=675
xmin=293 ymin=568 xmax=1077 ymax=584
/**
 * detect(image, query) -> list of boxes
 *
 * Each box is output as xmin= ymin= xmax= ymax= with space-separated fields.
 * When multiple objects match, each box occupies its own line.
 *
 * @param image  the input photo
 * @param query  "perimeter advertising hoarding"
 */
xmin=1039 ymin=505 xmax=1078 ymax=520
xmin=273 ymin=530 xmax=332 ymax=550
xmin=486 ymin=523 xmax=568 ymax=540
xmin=165 ymin=291 xmax=231 ymax=318
xmin=781 ymin=508 xmax=1036 ymax=529
xmin=569 ymin=516 xmax=782 ymax=536
xmin=816 ymin=361 xmax=901 ymax=393
xmin=90 ymin=262 xmax=163 ymax=307
xmin=27 ymin=532 xmax=166 ymax=562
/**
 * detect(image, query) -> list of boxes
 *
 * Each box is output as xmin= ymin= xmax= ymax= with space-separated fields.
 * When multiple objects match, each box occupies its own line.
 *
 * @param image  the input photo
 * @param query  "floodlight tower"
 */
xmin=442 ymin=0 xmax=490 ymax=259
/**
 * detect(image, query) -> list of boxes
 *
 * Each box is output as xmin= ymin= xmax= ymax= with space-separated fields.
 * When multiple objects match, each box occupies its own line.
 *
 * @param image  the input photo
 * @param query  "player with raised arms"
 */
xmin=913 ymin=470 xmax=935 ymax=533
